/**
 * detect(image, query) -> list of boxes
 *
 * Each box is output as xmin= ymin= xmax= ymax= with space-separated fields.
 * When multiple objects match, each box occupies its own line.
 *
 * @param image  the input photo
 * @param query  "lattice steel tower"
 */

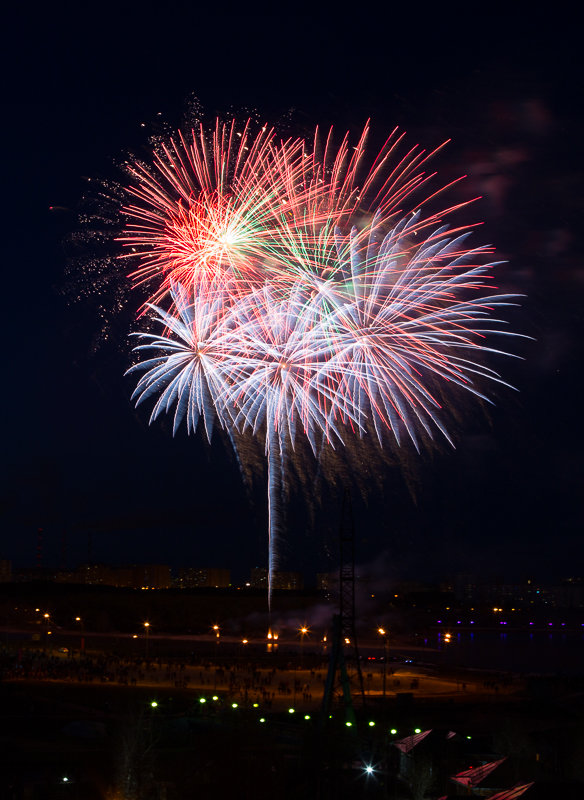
xmin=321 ymin=491 xmax=365 ymax=725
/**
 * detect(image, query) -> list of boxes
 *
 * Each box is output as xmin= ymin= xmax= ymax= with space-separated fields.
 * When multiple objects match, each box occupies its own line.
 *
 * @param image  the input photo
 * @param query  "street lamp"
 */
xmin=378 ymin=627 xmax=388 ymax=699
xmin=144 ymin=621 xmax=151 ymax=658
xmin=267 ymin=629 xmax=279 ymax=653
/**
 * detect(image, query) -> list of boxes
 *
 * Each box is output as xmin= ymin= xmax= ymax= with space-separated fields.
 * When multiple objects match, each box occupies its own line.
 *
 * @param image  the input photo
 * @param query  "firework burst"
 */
xmin=318 ymin=211 xmax=519 ymax=450
xmin=119 ymin=120 xmax=306 ymax=305
xmin=123 ymin=118 xmax=523 ymax=607
xmin=126 ymin=279 xmax=238 ymax=441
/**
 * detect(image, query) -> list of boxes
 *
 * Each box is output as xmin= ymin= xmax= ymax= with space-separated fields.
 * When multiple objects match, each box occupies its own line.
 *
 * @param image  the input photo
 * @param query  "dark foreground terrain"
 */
xmin=1 ymin=645 xmax=583 ymax=799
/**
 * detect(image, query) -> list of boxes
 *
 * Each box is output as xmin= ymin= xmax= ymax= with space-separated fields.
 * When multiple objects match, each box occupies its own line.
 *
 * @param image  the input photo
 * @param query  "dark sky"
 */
xmin=2 ymin=6 xmax=583 ymax=584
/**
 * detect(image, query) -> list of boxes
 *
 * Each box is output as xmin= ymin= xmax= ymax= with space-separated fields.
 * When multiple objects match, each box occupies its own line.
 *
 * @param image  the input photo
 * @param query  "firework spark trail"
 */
xmin=123 ymin=119 xmax=523 ymax=608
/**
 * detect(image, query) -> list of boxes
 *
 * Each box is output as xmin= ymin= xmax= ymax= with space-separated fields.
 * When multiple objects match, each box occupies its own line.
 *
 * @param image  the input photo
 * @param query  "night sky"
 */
xmin=3 ymin=6 xmax=583 ymax=585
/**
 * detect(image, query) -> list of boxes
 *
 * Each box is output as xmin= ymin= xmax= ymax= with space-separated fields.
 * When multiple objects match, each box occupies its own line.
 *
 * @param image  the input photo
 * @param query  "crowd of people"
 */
xmin=0 ymin=645 xmax=514 ymax=708
xmin=0 ymin=647 xmax=332 ymax=708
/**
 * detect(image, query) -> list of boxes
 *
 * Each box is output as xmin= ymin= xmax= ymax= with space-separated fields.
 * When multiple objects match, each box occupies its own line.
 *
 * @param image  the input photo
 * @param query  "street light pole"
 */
xmin=378 ymin=628 xmax=388 ymax=700
xmin=75 ymin=616 xmax=84 ymax=654
xmin=43 ymin=613 xmax=51 ymax=653
xmin=299 ymin=626 xmax=308 ymax=670
xmin=144 ymin=621 xmax=150 ymax=659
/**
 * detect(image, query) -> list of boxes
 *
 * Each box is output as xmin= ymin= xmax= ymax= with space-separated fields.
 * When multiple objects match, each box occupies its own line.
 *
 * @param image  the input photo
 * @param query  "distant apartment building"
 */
xmin=13 ymin=566 xmax=73 ymax=583
xmin=177 ymin=567 xmax=231 ymax=588
xmin=132 ymin=564 xmax=172 ymax=589
xmin=449 ymin=574 xmax=584 ymax=609
xmin=0 ymin=559 xmax=12 ymax=582
xmin=250 ymin=567 xmax=303 ymax=590
xmin=79 ymin=564 xmax=133 ymax=587
xmin=557 ymin=577 xmax=584 ymax=608
xmin=317 ymin=571 xmax=375 ymax=593
xmin=316 ymin=572 xmax=339 ymax=593
xmin=78 ymin=563 xmax=171 ymax=589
